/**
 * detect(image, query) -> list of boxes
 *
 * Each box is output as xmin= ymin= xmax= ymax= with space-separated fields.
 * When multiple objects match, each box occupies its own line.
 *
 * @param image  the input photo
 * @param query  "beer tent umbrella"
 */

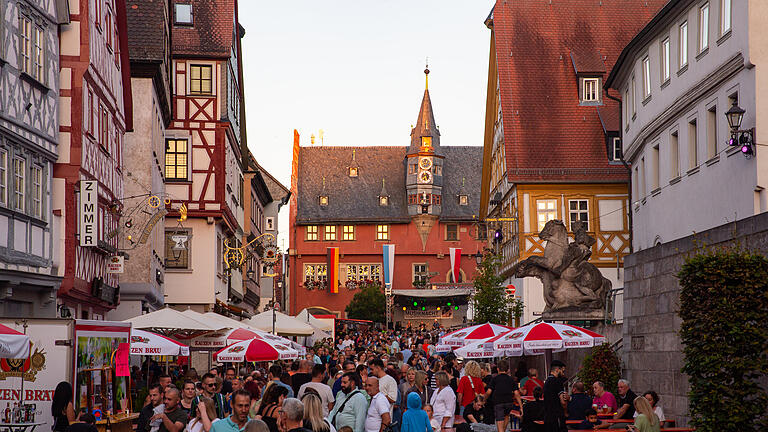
xmin=214 ymin=338 xmax=299 ymax=362
xmin=123 ymin=306 xmax=219 ymax=337
xmin=0 ymin=323 xmax=30 ymax=359
xmin=440 ymin=323 xmax=515 ymax=348
xmin=180 ymin=309 xmax=297 ymax=347
xmin=130 ymin=329 xmax=190 ymax=356
xmin=455 ymin=322 xmax=606 ymax=359
xmin=243 ymin=311 xmax=314 ymax=337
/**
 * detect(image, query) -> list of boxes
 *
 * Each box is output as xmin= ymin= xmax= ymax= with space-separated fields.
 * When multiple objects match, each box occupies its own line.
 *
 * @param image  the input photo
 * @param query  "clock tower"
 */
xmin=406 ymin=67 xmax=444 ymax=217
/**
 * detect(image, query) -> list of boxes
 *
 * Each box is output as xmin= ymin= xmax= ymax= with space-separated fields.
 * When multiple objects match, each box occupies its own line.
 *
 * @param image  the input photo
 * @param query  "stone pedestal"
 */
xmin=541 ymin=308 xmax=605 ymax=322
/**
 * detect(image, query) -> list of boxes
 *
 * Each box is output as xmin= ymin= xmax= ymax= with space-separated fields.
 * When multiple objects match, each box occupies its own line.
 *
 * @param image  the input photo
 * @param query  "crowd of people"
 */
xmin=50 ymin=326 xmax=667 ymax=432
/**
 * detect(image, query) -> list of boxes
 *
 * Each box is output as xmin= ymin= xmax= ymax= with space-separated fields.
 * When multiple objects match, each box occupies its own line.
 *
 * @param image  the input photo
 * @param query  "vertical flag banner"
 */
xmin=327 ymin=247 xmax=339 ymax=293
xmin=449 ymin=247 xmax=462 ymax=283
xmin=382 ymin=244 xmax=395 ymax=287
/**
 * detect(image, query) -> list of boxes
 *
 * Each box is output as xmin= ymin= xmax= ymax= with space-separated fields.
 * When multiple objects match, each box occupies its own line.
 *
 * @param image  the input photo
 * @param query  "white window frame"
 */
xmin=31 ymin=164 xmax=42 ymax=219
xmin=536 ymin=199 xmax=557 ymax=232
xmin=306 ymin=225 xmax=318 ymax=241
xmin=568 ymin=199 xmax=589 ymax=232
xmin=305 ymin=264 xmax=328 ymax=282
xmin=0 ymin=150 xmax=6 ymax=207
xmin=32 ymin=25 xmax=43 ymax=82
xmin=413 ymin=263 xmax=428 ymax=284
xmin=679 ymin=21 xmax=689 ymax=67
xmin=346 ymin=264 xmax=381 ymax=282
xmin=611 ymin=137 xmax=622 ymax=161
xmin=699 ymin=3 xmax=710 ymax=52
xmin=582 ymin=77 xmax=599 ymax=102
xmin=342 ymin=225 xmax=355 ymax=241
xmin=624 ymin=88 xmax=630 ymax=127
xmin=174 ymin=3 xmax=193 ymax=25
xmin=720 ymin=0 xmax=731 ymax=35
xmin=376 ymin=224 xmax=389 ymax=241
xmin=661 ymin=37 xmax=670 ymax=82
xmin=631 ymin=75 xmax=637 ymax=116
xmin=324 ymin=225 xmax=336 ymax=241
xmin=13 ymin=157 xmax=24 ymax=212
xmin=642 ymin=56 xmax=651 ymax=98
xmin=19 ymin=15 xmax=31 ymax=76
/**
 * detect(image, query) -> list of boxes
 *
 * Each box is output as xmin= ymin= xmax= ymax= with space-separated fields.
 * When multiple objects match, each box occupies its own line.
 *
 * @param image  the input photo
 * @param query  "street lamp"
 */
xmin=725 ymin=100 xmax=754 ymax=157
xmin=474 ymin=251 xmax=483 ymax=265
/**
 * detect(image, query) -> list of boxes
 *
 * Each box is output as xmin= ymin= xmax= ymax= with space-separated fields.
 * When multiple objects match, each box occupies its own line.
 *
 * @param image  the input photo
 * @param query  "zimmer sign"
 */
xmin=80 ymin=180 xmax=97 ymax=246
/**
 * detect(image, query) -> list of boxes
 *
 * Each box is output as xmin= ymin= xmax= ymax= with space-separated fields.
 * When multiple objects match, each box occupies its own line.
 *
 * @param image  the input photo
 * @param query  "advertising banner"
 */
xmin=0 ymin=319 xmax=73 ymax=431
xmin=74 ymin=320 xmax=131 ymax=414
xmin=404 ymin=309 xmax=454 ymax=320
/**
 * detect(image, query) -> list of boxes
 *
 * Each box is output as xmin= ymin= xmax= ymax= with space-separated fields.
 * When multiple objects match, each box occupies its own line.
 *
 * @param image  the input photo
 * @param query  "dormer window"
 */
xmin=459 ymin=195 xmax=469 ymax=206
xmin=421 ymin=136 xmax=432 ymax=148
xmin=174 ymin=3 xmax=193 ymax=25
xmin=379 ymin=196 xmax=389 ymax=206
xmin=611 ymin=137 xmax=622 ymax=161
xmin=319 ymin=195 xmax=328 ymax=206
xmin=348 ymin=166 xmax=358 ymax=177
xmin=581 ymin=77 xmax=600 ymax=103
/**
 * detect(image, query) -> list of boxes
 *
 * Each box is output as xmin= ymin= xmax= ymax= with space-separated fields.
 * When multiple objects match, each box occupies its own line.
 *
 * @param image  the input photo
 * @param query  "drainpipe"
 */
xmin=605 ymin=89 xmax=633 ymax=255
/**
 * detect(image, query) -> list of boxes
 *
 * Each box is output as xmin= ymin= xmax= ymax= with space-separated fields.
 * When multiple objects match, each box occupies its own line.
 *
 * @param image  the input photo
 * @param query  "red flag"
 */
xmin=327 ymin=247 xmax=339 ymax=293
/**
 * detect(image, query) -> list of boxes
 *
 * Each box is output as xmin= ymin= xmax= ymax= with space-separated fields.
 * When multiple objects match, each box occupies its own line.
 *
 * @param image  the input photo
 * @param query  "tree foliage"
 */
xmin=678 ymin=249 xmax=768 ymax=432
xmin=345 ymin=282 xmax=386 ymax=323
xmin=472 ymin=252 xmax=516 ymax=324
xmin=577 ymin=343 xmax=622 ymax=397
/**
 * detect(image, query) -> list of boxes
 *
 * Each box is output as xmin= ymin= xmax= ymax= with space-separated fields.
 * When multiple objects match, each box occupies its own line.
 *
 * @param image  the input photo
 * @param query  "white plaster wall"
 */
xmin=614 ymin=0 xmax=763 ymax=251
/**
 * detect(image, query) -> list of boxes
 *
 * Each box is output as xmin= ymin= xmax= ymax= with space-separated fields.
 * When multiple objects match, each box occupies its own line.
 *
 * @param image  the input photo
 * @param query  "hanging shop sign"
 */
xmin=79 ymin=180 xmax=98 ymax=247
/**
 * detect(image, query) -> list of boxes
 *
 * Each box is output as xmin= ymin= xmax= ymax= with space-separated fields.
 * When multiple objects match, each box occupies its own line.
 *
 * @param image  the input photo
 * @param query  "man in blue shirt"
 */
xmin=211 ymin=390 xmax=251 ymax=432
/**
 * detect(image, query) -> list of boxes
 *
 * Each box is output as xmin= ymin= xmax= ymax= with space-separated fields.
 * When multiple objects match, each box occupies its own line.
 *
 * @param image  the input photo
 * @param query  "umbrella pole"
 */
xmin=20 ymin=320 xmax=28 ymax=405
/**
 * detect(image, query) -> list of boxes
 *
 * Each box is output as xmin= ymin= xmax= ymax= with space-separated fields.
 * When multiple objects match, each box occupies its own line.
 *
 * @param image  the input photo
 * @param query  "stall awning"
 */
xmin=393 ymin=288 xmax=472 ymax=297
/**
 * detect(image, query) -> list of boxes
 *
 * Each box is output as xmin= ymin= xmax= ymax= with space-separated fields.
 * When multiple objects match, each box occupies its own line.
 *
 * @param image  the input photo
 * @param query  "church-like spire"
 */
xmin=409 ymin=64 xmax=440 ymax=151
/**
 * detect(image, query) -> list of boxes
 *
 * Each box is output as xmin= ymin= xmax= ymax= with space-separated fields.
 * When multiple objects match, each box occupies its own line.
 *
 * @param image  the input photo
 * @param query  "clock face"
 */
xmin=419 ymin=157 xmax=433 ymax=170
xmin=419 ymin=171 xmax=432 ymax=183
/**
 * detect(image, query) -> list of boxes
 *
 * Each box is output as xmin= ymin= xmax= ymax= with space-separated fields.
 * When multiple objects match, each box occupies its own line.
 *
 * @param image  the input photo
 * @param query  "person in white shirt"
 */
xmin=634 ymin=391 xmax=665 ymax=422
xmin=297 ymin=364 xmax=335 ymax=416
xmin=429 ymin=371 xmax=456 ymax=430
xmin=369 ymin=359 xmax=397 ymax=410
xmin=364 ymin=377 xmax=391 ymax=432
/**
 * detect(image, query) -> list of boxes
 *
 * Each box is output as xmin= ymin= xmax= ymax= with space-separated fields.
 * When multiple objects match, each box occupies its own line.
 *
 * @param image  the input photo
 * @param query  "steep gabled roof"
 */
xmin=295 ymin=146 xmax=482 ymax=224
xmin=172 ymin=0 xmax=235 ymax=58
xmin=491 ymin=0 xmax=666 ymax=183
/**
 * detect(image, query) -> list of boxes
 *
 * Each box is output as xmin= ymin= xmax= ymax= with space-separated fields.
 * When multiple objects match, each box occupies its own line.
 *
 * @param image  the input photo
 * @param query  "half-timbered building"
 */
xmin=54 ymin=0 xmax=132 ymax=318
xmin=0 ymin=0 xmax=65 ymax=317
xmin=163 ymin=0 xmax=246 ymax=313
xmin=479 ymin=0 xmax=666 ymax=323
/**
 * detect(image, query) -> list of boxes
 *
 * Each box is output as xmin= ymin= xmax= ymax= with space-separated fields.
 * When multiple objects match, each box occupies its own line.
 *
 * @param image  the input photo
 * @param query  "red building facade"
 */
xmin=288 ymin=78 xmax=485 ymax=327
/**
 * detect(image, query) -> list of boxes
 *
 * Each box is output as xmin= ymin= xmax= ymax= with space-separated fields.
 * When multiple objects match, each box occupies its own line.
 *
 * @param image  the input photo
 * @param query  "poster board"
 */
xmin=74 ymin=320 xmax=131 ymax=415
xmin=0 ymin=319 xmax=73 ymax=430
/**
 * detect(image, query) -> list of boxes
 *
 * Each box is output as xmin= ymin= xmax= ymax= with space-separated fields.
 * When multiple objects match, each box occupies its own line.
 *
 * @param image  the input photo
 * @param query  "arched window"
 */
xmin=445 ymin=269 xmax=466 ymax=283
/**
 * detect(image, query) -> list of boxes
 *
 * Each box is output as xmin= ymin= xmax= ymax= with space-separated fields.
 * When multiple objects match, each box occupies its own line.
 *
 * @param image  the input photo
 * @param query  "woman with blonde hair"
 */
xmin=407 ymin=370 xmax=430 ymax=408
xmin=300 ymin=393 xmax=335 ymax=432
xmin=628 ymin=396 xmax=660 ymax=432
xmin=399 ymin=368 xmax=417 ymax=412
xmin=185 ymin=397 xmax=218 ymax=432
xmin=456 ymin=361 xmax=485 ymax=415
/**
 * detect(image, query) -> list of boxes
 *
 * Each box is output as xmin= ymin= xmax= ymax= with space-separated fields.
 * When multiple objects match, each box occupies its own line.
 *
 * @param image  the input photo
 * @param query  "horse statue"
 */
xmin=511 ymin=220 xmax=610 ymax=311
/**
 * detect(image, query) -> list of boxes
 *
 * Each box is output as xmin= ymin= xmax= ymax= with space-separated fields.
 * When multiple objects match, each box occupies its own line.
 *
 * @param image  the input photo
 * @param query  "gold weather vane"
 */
xmin=425 ymin=57 xmax=430 ymax=90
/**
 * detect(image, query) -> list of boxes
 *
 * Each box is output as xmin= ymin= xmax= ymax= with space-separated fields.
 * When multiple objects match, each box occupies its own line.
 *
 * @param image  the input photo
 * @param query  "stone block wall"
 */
xmin=623 ymin=210 xmax=768 ymax=426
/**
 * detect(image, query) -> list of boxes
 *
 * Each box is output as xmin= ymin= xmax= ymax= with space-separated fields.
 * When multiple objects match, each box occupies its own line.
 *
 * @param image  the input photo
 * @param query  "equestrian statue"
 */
xmin=511 ymin=219 xmax=610 ymax=312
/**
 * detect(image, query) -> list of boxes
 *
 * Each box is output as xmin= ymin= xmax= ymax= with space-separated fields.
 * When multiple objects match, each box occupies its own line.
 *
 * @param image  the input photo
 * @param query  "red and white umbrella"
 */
xmin=214 ymin=338 xmax=299 ymax=362
xmin=130 ymin=329 xmax=190 ymax=356
xmin=0 ymin=324 xmax=29 ymax=359
xmin=440 ymin=323 xmax=515 ymax=347
xmin=489 ymin=322 xmax=605 ymax=352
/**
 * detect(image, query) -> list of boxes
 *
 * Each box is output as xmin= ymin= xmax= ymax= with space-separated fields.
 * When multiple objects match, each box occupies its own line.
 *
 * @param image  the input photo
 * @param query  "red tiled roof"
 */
xmin=492 ymin=0 xmax=666 ymax=183
xmin=172 ymin=0 xmax=234 ymax=58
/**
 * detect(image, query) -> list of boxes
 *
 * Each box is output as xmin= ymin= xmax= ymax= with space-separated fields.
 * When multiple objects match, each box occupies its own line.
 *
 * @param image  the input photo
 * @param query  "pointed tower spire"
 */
xmin=409 ymin=64 xmax=440 ymax=151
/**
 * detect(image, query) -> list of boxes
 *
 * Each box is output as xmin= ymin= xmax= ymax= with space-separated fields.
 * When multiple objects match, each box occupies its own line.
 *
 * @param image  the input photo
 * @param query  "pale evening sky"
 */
xmin=239 ymin=1 xmax=494 ymax=247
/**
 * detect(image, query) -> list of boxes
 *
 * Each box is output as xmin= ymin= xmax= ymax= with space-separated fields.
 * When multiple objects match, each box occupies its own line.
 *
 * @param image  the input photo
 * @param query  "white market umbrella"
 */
xmin=244 ymin=311 xmax=314 ymax=336
xmin=0 ymin=323 xmax=29 ymax=359
xmin=296 ymin=309 xmax=334 ymax=332
xmin=440 ymin=323 xmax=515 ymax=348
xmin=130 ymin=329 xmax=190 ymax=356
xmin=124 ymin=307 xmax=219 ymax=336
xmin=214 ymin=338 xmax=299 ymax=362
xmin=435 ymin=344 xmax=453 ymax=353
xmin=487 ymin=322 xmax=606 ymax=352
